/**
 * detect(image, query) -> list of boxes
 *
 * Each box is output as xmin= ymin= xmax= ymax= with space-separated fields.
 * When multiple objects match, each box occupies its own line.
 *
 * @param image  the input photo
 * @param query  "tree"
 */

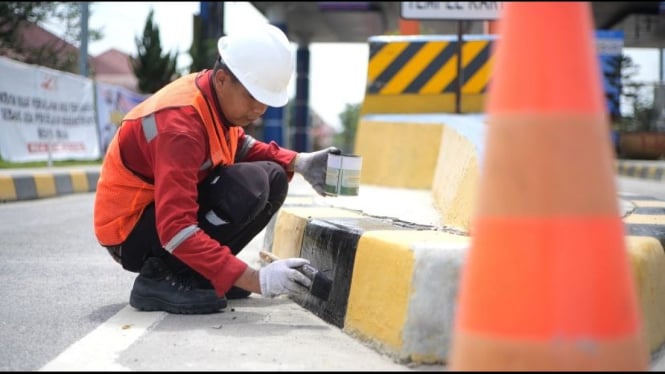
xmin=132 ymin=9 xmax=179 ymax=94
xmin=0 ymin=2 xmax=102 ymax=73
xmin=334 ymin=103 xmax=361 ymax=153
xmin=188 ymin=14 xmax=218 ymax=73
xmin=614 ymin=54 xmax=658 ymax=132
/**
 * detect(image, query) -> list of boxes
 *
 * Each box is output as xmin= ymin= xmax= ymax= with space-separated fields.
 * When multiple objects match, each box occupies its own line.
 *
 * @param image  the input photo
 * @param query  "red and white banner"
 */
xmin=0 ymin=56 xmax=99 ymax=162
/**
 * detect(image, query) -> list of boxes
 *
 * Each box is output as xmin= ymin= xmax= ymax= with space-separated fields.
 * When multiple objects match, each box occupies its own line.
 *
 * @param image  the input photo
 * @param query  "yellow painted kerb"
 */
xmin=355 ymin=120 xmax=443 ymax=189
xmin=625 ymin=236 xmax=665 ymax=353
xmin=345 ymin=230 xmax=468 ymax=353
xmin=345 ymin=230 xmax=416 ymax=351
xmin=70 ymin=171 xmax=89 ymax=192
xmin=0 ymin=176 xmax=17 ymax=201
xmin=33 ymin=174 xmax=56 ymax=197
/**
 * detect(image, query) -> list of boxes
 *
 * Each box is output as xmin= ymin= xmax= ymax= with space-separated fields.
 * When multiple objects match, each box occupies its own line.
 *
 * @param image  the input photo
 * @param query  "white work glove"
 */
xmin=259 ymin=258 xmax=313 ymax=298
xmin=294 ymin=146 xmax=341 ymax=196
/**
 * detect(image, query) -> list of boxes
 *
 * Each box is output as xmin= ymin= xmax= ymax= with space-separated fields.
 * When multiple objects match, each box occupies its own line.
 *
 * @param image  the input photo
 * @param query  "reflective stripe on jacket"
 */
xmin=94 ymin=72 xmax=240 ymax=246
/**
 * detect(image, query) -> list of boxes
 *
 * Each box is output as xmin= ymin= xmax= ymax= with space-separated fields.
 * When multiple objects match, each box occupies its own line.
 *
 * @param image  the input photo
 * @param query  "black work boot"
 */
xmin=129 ymin=257 xmax=227 ymax=314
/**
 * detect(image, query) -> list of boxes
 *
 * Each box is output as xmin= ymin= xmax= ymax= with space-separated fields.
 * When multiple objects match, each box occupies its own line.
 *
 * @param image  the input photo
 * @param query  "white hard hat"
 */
xmin=217 ymin=24 xmax=294 ymax=107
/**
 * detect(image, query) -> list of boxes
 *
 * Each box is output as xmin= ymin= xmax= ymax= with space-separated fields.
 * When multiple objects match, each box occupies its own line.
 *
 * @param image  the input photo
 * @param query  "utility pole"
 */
xmin=79 ymin=2 xmax=89 ymax=77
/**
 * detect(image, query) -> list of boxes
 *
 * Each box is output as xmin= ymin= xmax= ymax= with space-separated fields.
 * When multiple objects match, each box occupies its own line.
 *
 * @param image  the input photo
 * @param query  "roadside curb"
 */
xmin=0 ymin=168 xmax=99 ymax=202
xmin=266 ymin=192 xmax=665 ymax=366
xmin=617 ymin=160 xmax=665 ymax=181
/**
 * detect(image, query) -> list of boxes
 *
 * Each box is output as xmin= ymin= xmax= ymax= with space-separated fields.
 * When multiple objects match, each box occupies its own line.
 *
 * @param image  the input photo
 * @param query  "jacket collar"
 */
xmin=195 ymin=69 xmax=234 ymax=128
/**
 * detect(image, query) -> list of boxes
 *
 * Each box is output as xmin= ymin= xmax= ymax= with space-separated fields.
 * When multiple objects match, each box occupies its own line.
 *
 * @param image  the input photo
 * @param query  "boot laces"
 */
xmin=164 ymin=273 xmax=197 ymax=292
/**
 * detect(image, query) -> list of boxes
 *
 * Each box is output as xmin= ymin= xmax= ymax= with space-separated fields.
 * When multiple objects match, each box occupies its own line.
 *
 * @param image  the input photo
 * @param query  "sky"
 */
xmin=44 ymin=2 xmax=663 ymax=129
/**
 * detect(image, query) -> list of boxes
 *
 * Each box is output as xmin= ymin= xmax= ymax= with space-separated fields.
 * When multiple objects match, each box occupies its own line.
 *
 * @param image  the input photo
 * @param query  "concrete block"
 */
xmin=269 ymin=207 xmax=364 ymax=259
xmin=431 ymin=118 xmax=484 ymax=233
xmin=626 ymin=236 xmax=665 ymax=354
xmin=293 ymin=216 xmax=419 ymax=329
xmin=344 ymin=230 xmax=470 ymax=364
xmin=354 ymin=119 xmax=443 ymax=189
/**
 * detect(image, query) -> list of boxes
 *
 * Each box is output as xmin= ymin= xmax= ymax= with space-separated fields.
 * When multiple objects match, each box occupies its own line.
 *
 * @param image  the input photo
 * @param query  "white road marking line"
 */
xmin=39 ymin=306 xmax=166 ymax=371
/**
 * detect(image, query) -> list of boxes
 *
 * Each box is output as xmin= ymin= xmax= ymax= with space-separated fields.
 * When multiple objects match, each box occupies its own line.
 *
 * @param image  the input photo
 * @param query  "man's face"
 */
xmin=214 ymin=69 xmax=268 ymax=127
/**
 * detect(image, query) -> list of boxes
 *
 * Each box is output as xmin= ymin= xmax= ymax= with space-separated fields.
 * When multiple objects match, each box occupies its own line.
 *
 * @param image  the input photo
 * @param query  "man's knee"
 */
xmin=199 ymin=163 xmax=272 ymax=226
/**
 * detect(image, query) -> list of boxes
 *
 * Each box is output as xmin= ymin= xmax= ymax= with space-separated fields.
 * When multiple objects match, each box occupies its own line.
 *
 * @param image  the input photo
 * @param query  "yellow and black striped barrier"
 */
xmin=0 ymin=169 xmax=99 ymax=202
xmin=362 ymin=35 xmax=496 ymax=115
xmin=616 ymin=161 xmax=665 ymax=181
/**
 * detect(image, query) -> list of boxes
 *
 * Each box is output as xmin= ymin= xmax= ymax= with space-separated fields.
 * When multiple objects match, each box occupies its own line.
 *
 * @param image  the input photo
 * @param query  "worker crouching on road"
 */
xmin=93 ymin=24 xmax=338 ymax=314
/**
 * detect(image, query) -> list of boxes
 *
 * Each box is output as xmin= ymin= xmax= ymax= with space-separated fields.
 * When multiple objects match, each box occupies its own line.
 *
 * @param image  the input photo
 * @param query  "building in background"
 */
xmin=92 ymin=48 xmax=138 ymax=91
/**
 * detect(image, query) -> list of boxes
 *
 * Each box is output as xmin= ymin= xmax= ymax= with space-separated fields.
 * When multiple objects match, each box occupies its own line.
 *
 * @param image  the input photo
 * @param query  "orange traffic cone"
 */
xmin=448 ymin=2 xmax=649 ymax=371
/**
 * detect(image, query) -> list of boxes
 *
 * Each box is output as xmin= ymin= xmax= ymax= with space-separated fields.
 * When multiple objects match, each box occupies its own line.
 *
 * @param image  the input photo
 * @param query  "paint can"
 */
xmin=325 ymin=153 xmax=362 ymax=196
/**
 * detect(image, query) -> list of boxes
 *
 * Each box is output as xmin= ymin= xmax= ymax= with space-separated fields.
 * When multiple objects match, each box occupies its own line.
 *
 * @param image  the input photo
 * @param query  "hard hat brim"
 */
xmin=239 ymin=78 xmax=289 ymax=108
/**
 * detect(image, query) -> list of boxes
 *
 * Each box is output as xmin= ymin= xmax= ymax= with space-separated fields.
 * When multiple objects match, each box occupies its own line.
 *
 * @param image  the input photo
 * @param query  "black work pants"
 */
xmin=111 ymin=161 xmax=289 ymax=273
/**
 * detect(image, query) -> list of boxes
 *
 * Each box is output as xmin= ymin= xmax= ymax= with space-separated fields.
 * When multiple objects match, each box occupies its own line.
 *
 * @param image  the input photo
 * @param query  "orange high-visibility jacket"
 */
xmin=94 ymin=72 xmax=240 ymax=246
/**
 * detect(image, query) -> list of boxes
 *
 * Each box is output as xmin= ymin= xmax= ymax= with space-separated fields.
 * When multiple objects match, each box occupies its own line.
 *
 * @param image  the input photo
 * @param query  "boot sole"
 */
xmin=130 ymin=292 xmax=228 ymax=314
